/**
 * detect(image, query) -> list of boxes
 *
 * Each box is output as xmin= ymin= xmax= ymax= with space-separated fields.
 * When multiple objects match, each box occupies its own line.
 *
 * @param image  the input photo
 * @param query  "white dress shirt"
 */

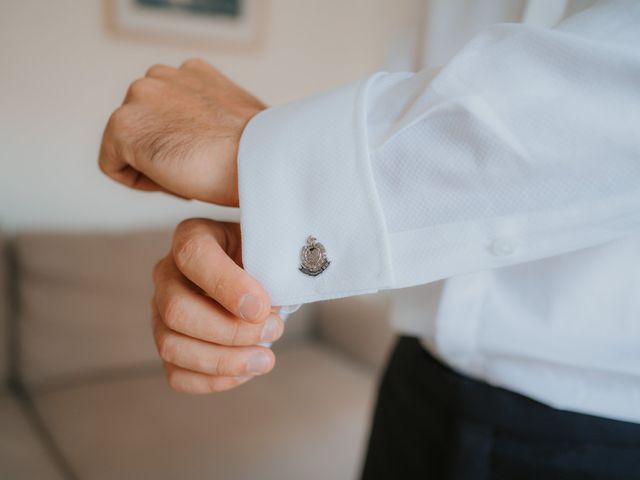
xmin=237 ymin=0 xmax=640 ymax=423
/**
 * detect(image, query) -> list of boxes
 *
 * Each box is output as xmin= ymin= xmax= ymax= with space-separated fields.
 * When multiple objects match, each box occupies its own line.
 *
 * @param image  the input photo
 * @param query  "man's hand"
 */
xmin=99 ymin=58 xmax=265 ymax=207
xmin=152 ymin=218 xmax=284 ymax=393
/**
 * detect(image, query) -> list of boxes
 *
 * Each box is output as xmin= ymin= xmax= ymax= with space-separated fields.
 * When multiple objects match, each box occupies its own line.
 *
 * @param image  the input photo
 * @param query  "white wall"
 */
xmin=0 ymin=0 xmax=420 ymax=232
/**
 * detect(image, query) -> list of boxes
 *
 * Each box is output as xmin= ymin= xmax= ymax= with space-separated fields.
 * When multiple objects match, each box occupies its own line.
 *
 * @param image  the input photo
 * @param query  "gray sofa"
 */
xmin=0 ymin=229 xmax=394 ymax=480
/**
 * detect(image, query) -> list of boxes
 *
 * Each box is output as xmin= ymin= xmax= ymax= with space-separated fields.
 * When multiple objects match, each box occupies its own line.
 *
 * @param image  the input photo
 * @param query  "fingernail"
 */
xmin=247 ymin=352 xmax=272 ymax=375
xmin=261 ymin=315 xmax=282 ymax=343
xmin=239 ymin=293 xmax=262 ymax=322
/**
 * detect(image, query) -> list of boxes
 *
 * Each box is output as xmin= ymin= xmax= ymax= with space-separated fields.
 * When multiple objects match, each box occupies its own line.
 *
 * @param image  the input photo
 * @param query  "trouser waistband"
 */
xmin=397 ymin=335 xmax=640 ymax=446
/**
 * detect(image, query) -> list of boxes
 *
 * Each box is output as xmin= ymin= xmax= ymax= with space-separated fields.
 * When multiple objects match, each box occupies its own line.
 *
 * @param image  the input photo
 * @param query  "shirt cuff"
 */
xmin=237 ymin=74 xmax=395 ymax=307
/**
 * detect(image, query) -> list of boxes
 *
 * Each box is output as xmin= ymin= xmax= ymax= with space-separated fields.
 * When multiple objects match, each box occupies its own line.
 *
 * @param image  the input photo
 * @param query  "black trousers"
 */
xmin=360 ymin=336 xmax=640 ymax=480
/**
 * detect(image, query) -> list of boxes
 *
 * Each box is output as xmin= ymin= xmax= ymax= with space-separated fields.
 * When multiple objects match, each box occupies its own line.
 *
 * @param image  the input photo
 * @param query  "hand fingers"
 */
xmin=172 ymin=219 xmax=272 ymax=324
xmin=97 ymin=147 xmax=163 ymax=193
xmin=164 ymin=363 xmax=253 ymax=394
xmin=180 ymin=57 xmax=219 ymax=74
xmin=98 ymin=104 xmax=164 ymax=191
xmin=152 ymin=255 xmax=284 ymax=345
xmin=98 ymin=76 xmax=178 ymax=196
xmin=98 ymin=111 xmax=192 ymax=199
xmin=98 ymin=106 xmax=136 ymax=185
xmin=152 ymin=311 xmax=276 ymax=377
xmin=123 ymin=77 xmax=167 ymax=104
xmin=146 ymin=63 xmax=177 ymax=79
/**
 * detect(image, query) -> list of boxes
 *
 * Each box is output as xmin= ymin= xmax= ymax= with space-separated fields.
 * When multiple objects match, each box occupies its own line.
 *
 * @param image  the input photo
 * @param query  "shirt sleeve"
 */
xmin=237 ymin=0 xmax=640 ymax=309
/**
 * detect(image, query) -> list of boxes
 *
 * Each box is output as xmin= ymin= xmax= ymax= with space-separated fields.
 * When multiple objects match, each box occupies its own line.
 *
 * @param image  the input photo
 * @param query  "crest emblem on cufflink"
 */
xmin=299 ymin=235 xmax=330 ymax=276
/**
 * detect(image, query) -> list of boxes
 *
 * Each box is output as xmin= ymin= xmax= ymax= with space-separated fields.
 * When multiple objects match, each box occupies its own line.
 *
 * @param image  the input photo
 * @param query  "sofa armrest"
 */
xmin=316 ymin=294 xmax=395 ymax=371
xmin=0 ymin=394 xmax=66 ymax=480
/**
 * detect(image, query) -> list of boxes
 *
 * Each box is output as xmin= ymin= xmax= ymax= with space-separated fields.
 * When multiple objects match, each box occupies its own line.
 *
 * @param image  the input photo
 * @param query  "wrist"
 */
xmin=230 ymin=105 xmax=265 ymax=208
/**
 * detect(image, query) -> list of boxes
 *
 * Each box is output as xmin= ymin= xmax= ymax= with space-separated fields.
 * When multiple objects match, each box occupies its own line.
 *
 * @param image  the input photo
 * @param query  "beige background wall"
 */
xmin=0 ymin=0 xmax=421 ymax=232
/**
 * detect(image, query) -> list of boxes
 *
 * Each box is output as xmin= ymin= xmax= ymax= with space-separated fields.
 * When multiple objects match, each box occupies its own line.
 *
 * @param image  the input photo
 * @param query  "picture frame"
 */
xmin=105 ymin=0 xmax=268 ymax=50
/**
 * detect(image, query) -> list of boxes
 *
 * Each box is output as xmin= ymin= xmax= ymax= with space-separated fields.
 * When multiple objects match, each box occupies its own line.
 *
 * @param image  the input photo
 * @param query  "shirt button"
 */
xmin=490 ymin=238 xmax=518 ymax=256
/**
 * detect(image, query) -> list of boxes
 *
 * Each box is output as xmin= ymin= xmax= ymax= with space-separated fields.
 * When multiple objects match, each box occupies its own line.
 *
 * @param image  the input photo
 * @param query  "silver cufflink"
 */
xmin=299 ymin=235 xmax=330 ymax=276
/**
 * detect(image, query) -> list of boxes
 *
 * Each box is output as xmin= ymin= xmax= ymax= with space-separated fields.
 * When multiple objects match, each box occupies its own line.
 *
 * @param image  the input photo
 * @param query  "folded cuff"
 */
xmin=237 ymin=74 xmax=395 ymax=307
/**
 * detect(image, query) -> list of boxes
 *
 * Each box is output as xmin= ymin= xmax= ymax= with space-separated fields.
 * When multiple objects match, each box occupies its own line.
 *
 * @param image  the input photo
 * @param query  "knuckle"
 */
xmin=173 ymin=219 xmax=207 ymax=268
xmin=97 ymin=151 xmax=109 ymax=175
xmin=167 ymin=371 xmax=186 ymax=393
xmin=151 ymin=257 xmax=165 ymax=285
xmin=127 ymin=78 xmax=149 ymax=98
xmin=211 ymin=351 xmax=230 ymax=376
xmin=181 ymin=57 xmax=206 ymax=69
xmin=175 ymin=236 xmax=200 ymax=269
xmin=107 ymin=106 xmax=130 ymax=135
xmin=162 ymin=296 xmax=187 ymax=332
xmin=209 ymin=275 xmax=226 ymax=303
xmin=157 ymin=332 xmax=177 ymax=363
xmin=175 ymin=218 xmax=202 ymax=238
xmin=146 ymin=64 xmax=167 ymax=77
xmin=225 ymin=321 xmax=242 ymax=346
xmin=173 ymin=222 xmax=201 ymax=266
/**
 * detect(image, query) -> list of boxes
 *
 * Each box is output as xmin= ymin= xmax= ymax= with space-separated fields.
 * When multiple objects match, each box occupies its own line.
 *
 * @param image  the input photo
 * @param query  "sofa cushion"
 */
xmin=15 ymin=230 xmax=172 ymax=386
xmin=33 ymin=342 xmax=376 ymax=480
xmin=317 ymin=295 xmax=395 ymax=370
xmin=0 ymin=393 xmax=64 ymax=480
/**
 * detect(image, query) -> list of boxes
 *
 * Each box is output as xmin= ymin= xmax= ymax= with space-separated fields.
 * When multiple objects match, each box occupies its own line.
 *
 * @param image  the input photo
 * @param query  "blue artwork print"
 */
xmin=136 ymin=0 xmax=242 ymax=17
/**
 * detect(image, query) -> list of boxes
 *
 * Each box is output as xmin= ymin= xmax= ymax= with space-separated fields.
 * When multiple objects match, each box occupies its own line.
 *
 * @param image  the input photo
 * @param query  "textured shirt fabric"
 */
xmin=237 ymin=0 xmax=640 ymax=423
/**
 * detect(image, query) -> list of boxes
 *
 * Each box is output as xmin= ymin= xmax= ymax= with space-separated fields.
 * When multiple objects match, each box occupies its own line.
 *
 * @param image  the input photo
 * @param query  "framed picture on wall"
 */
xmin=105 ymin=0 xmax=267 ymax=49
